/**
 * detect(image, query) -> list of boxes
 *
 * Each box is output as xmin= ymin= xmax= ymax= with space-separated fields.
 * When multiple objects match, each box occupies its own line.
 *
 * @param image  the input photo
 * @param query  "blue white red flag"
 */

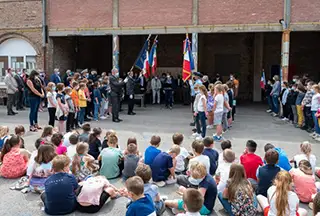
xmin=149 ymin=40 xmax=158 ymax=75
xmin=182 ymin=37 xmax=194 ymax=82
xmin=260 ymin=71 xmax=266 ymax=89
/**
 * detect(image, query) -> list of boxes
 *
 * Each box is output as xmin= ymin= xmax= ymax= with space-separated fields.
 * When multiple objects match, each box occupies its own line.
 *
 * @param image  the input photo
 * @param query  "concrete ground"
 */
xmin=0 ymin=103 xmax=318 ymax=216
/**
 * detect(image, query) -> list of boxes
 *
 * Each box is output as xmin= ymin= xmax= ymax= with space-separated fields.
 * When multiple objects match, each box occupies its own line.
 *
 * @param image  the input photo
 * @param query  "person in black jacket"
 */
xmin=126 ymin=71 xmax=138 ymax=115
xmin=14 ymin=70 xmax=25 ymax=110
xmin=109 ymin=68 xmax=126 ymax=123
xmin=163 ymin=74 xmax=173 ymax=109
xmin=287 ymin=83 xmax=298 ymax=124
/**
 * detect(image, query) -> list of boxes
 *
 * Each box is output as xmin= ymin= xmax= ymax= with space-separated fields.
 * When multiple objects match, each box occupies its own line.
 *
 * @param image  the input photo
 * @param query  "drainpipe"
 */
xmin=281 ymin=0 xmax=291 ymax=82
xmin=42 ymin=0 xmax=47 ymax=72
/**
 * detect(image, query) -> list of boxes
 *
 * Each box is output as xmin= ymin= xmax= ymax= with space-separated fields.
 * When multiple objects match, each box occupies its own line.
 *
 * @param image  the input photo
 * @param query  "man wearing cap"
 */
xmin=109 ymin=68 xmax=127 ymax=122
xmin=189 ymin=72 xmax=203 ymax=126
xmin=4 ymin=68 xmax=19 ymax=115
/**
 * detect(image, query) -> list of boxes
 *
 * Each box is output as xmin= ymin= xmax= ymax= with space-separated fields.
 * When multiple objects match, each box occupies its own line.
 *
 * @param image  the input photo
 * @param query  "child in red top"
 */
xmin=240 ymin=140 xmax=263 ymax=181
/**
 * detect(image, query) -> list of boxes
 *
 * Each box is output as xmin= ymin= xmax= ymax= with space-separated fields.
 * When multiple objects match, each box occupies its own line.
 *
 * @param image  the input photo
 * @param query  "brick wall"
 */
xmin=48 ymin=0 xmax=113 ymax=28
xmin=119 ymin=0 xmax=192 ymax=27
xmin=291 ymin=0 xmax=320 ymax=22
xmin=199 ymin=0 xmax=283 ymax=25
xmin=0 ymin=0 xmax=42 ymax=28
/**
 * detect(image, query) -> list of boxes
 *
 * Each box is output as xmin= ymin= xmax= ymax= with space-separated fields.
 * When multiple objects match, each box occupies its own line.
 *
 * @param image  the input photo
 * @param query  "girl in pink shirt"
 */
xmin=290 ymin=160 xmax=319 ymax=203
xmin=51 ymin=133 xmax=67 ymax=155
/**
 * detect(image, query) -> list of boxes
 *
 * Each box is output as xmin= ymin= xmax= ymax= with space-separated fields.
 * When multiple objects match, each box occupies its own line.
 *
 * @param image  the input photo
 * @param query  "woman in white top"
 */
xmin=46 ymin=82 xmax=57 ymax=127
xmin=257 ymin=171 xmax=307 ymax=216
xmin=311 ymin=84 xmax=320 ymax=141
xmin=194 ymin=85 xmax=208 ymax=139
xmin=292 ymin=141 xmax=316 ymax=172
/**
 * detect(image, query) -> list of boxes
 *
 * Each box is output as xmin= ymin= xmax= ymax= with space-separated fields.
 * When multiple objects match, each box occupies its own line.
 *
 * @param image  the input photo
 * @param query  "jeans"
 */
xmin=272 ymin=95 xmax=279 ymax=114
xmin=152 ymin=90 xmax=160 ymax=104
xmin=196 ymin=111 xmax=207 ymax=138
xmin=165 ymin=89 xmax=173 ymax=107
xmin=28 ymin=96 xmax=40 ymax=126
xmin=267 ymin=95 xmax=273 ymax=110
xmin=94 ymin=102 xmax=100 ymax=120
xmin=312 ymin=111 xmax=320 ymax=134
xmin=291 ymin=105 xmax=298 ymax=124
xmin=79 ymin=107 xmax=86 ymax=124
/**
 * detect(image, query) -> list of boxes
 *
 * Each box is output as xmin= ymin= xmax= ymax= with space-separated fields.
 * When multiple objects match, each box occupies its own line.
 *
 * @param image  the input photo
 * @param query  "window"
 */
xmin=11 ymin=56 xmax=24 ymax=71
xmin=26 ymin=56 xmax=36 ymax=73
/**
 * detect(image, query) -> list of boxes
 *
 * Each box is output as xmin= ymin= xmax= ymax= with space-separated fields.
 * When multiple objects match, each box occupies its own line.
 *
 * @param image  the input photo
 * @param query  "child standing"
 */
xmin=93 ymin=81 xmax=102 ymax=121
xmin=173 ymin=133 xmax=190 ymax=174
xmin=311 ymin=84 xmax=320 ymax=141
xmin=206 ymin=84 xmax=215 ymax=129
xmin=213 ymin=84 xmax=225 ymax=141
xmin=226 ymin=81 xmax=234 ymax=127
xmin=122 ymin=143 xmax=140 ymax=181
xmin=51 ymin=133 xmax=67 ymax=155
xmin=88 ymin=127 xmax=102 ymax=159
xmin=222 ymin=84 xmax=231 ymax=132
xmin=65 ymin=87 xmax=75 ymax=132
xmin=293 ymin=141 xmax=316 ymax=172
xmin=78 ymin=83 xmax=87 ymax=125
xmin=28 ymin=144 xmax=56 ymax=193
xmin=218 ymin=164 xmax=257 ymax=216
xmin=194 ymin=85 xmax=208 ymax=139
xmin=0 ymin=135 xmax=30 ymax=178
xmin=165 ymin=162 xmax=217 ymax=215
xmin=257 ymin=171 xmax=308 ymax=216
xmin=99 ymin=134 xmax=123 ymax=179
xmin=215 ymin=149 xmax=235 ymax=193
xmin=296 ymin=83 xmax=307 ymax=128
xmin=144 ymin=135 xmax=161 ymax=166
xmin=256 ymin=149 xmax=281 ymax=197
xmin=46 ymin=82 xmax=57 ymax=127
xmin=240 ymin=140 xmax=263 ymax=182
xmin=42 ymin=155 xmax=79 ymax=215
xmin=151 ymin=145 xmax=180 ymax=186
xmin=124 ymin=176 xmax=157 ymax=216
xmin=70 ymin=81 xmax=80 ymax=128
xmin=202 ymin=137 xmax=219 ymax=176
xmin=135 ymin=164 xmax=166 ymax=215
xmin=56 ymin=83 xmax=68 ymax=134
xmin=99 ymin=80 xmax=109 ymax=119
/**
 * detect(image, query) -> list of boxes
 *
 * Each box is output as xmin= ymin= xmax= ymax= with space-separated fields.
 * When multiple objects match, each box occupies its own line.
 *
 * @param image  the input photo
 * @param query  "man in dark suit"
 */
xmin=109 ymin=68 xmax=126 ymax=123
xmin=14 ymin=69 xmax=25 ymax=110
xmin=126 ymin=71 xmax=138 ymax=115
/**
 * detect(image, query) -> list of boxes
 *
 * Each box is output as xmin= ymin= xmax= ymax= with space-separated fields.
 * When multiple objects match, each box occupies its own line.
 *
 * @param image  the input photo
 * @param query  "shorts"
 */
xmin=177 ymin=199 xmax=211 ymax=215
xmin=214 ymin=112 xmax=223 ymax=125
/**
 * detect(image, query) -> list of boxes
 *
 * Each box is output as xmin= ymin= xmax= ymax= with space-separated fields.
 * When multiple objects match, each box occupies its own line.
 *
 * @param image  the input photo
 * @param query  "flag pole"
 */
xmin=130 ymin=34 xmax=152 ymax=71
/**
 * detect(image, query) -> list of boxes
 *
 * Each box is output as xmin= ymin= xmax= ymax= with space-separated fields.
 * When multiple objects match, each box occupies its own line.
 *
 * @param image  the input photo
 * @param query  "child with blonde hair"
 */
xmin=0 ymin=126 xmax=9 ymax=150
xmin=293 ymin=141 xmax=316 ymax=172
xmin=194 ymin=85 xmax=208 ymax=140
xmin=213 ymin=84 xmax=226 ymax=141
xmin=46 ymin=82 xmax=57 ymax=127
xmin=41 ymin=125 xmax=54 ymax=142
xmin=56 ymin=83 xmax=68 ymax=133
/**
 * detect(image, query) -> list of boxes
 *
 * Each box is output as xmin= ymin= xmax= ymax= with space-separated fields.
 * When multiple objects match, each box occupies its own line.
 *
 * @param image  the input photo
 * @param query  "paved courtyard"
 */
xmin=0 ymin=103 xmax=318 ymax=216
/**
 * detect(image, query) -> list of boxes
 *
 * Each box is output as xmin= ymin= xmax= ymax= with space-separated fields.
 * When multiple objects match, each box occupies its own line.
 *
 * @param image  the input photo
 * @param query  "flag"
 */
xmin=149 ymin=40 xmax=158 ymax=75
xmin=260 ymin=71 xmax=266 ymax=89
xmin=134 ymin=39 xmax=149 ymax=73
xmin=143 ymin=50 xmax=150 ymax=78
xmin=182 ymin=37 xmax=194 ymax=82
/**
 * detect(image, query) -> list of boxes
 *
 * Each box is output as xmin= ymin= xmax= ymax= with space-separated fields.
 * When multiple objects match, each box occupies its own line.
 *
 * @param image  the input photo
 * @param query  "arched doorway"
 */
xmin=0 ymin=38 xmax=37 ymax=82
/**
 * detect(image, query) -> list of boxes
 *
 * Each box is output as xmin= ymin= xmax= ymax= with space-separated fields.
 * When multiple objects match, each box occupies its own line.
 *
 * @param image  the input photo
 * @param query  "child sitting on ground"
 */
xmin=79 ymin=123 xmax=91 ymax=143
xmin=292 ymin=141 xmax=316 ymax=172
xmin=99 ymin=134 xmax=123 ymax=179
xmin=218 ymin=164 xmax=257 ymax=216
xmin=42 ymin=155 xmax=79 ymax=215
xmin=188 ymin=140 xmax=210 ymax=175
xmin=67 ymin=134 xmax=79 ymax=160
xmin=76 ymin=175 xmax=119 ymax=213
xmin=101 ymin=129 xmax=118 ymax=149
xmin=28 ymin=144 xmax=56 ymax=193
xmin=202 ymin=137 xmax=219 ymax=175
xmin=27 ymin=138 xmax=47 ymax=177
xmin=0 ymin=135 xmax=30 ymax=178
xmin=219 ymin=140 xmax=232 ymax=165
xmin=88 ymin=127 xmax=102 ymax=159
xmin=122 ymin=143 xmax=140 ymax=181
xmin=72 ymin=142 xmax=97 ymax=182
xmin=264 ymin=143 xmax=291 ymax=171
xmin=15 ymin=125 xmax=25 ymax=148
xmin=313 ymin=192 xmax=320 ymax=216
xmin=0 ymin=126 xmax=9 ymax=150
xmin=123 ymin=176 xmax=157 ymax=216
xmin=135 ymin=164 xmax=166 ymax=215
xmin=257 ymin=171 xmax=308 ymax=216
xmin=124 ymin=137 xmax=140 ymax=156
xmin=41 ymin=125 xmax=54 ymax=142
xmin=173 ymin=133 xmax=191 ymax=174
xmin=144 ymin=135 xmax=161 ymax=166
xmin=176 ymin=188 xmax=204 ymax=216
xmin=240 ymin=140 xmax=263 ymax=183
xmin=290 ymin=160 xmax=319 ymax=203
xmin=151 ymin=145 xmax=180 ymax=187
xmin=51 ymin=133 xmax=67 ymax=155
xmin=165 ymin=162 xmax=217 ymax=215
xmin=257 ymin=149 xmax=281 ymax=197
xmin=63 ymin=130 xmax=79 ymax=147
xmin=215 ymin=149 xmax=235 ymax=193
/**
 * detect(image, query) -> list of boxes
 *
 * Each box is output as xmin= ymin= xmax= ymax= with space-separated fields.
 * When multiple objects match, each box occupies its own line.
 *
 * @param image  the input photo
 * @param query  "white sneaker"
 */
xmin=206 ymin=125 xmax=213 ymax=129
xmin=196 ymin=136 xmax=203 ymax=141
xmin=165 ymin=178 xmax=177 ymax=185
xmin=100 ymin=116 xmax=107 ymax=120
xmin=191 ymin=133 xmax=200 ymax=138
xmin=266 ymin=109 xmax=272 ymax=113
xmin=272 ymin=113 xmax=278 ymax=117
xmin=310 ymin=132 xmax=316 ymax=137
xmin=315 ymin=136 xmax=320 ymax=142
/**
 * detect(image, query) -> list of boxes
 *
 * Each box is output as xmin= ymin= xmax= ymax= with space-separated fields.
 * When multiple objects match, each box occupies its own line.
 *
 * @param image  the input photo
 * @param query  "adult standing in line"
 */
xmin=126 ymin=71 xmax=137 ymax=115
xmin=50 ymin=68 xmax=61 ymax=84
xmin=109 ymin=68 xmax=126 ymax=123
xmin=270 ymin=75 xmax=281 ymax=117
xmin=21 ymin=69 xmax=29 ymax=107
xmin=4 ymin=68 xmax=18 ymax=116
xmin=151 ymin=75 xmax=162 ymax=104
xmin=14 ymin=69 xmax=26 ymax=110
xmin=26 ymin=70 xmax=44 ymax=132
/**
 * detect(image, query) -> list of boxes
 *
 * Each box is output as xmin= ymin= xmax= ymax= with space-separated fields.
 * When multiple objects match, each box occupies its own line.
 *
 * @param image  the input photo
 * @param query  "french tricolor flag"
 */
xmin=260 ymin=70 xmax=266 ymax=89
xmin=143 ymin=50 xmax=150 ymax=78
xmin=149 ymin=40 xmax=158 ymax=75
xmin=182 ymin=37 xmax=194 ymax=82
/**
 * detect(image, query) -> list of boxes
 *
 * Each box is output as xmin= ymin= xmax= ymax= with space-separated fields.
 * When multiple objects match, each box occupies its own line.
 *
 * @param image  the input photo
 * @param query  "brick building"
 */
xmin=0 ymin=0 xmax=320 ymax=100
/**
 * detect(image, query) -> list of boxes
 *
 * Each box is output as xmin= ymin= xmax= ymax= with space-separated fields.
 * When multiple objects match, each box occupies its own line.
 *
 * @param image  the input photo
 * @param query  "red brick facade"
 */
xmin=291 ymin=0 xmax=320 ymax=22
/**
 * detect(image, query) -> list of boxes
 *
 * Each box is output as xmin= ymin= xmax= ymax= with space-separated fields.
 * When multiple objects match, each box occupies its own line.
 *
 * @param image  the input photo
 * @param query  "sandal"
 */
xmin=35 ymin=124 xmax=42 ymax=130
xmin=29 ymin=126 xmax=38 ymax=132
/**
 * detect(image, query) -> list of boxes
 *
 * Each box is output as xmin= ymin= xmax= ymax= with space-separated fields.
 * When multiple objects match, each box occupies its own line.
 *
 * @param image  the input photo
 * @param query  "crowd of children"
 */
xmin=1 ymin=123 xmax=320 ymax=215
xmin=266 ymin=75 xmax=320 ymax=142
